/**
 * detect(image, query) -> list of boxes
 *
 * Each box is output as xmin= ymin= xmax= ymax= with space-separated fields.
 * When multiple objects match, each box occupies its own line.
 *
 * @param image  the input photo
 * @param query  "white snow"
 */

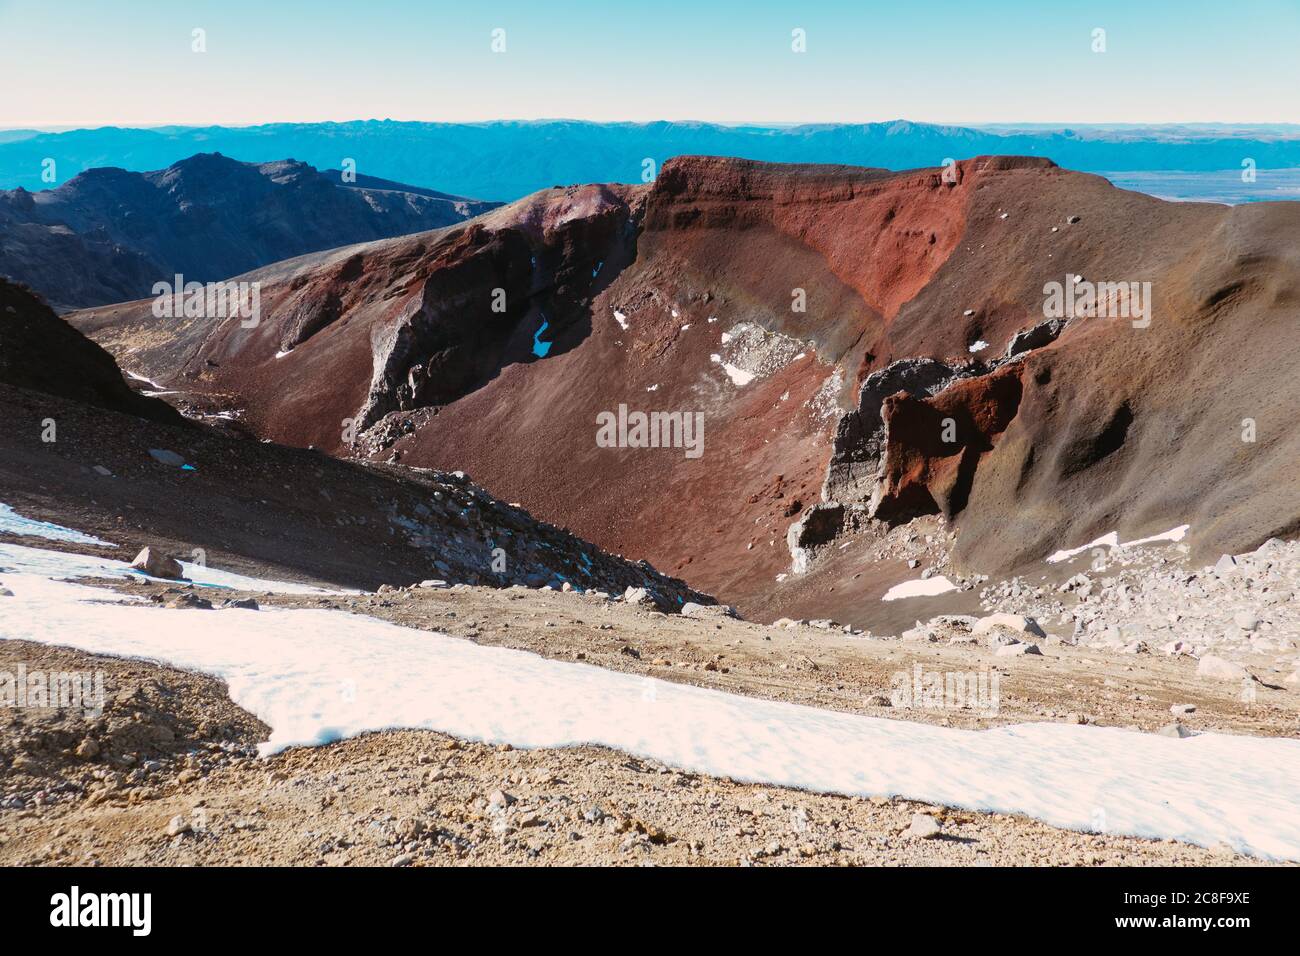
xmin=0 ymin=539 xmax=340 ymax=595
xmin=881 ymin=575 xmax=959 ymax=601
xmin=274 ymin=349 xmax=293 ymax=359
xmin=0 ymin=504 xmax=115 ymax=547
xmin=612 ymin=310 xmax=629 ymax=331
xmin=968 ymin=340 xmax=990 ymax=353
xmin=3 ymin=559 xmax=1300 ymax=859
xmin=710 ymin=354 xmax=756 ymax=387
xmin=1047 ymin=524 xmax=1190 ymax=564
xmin=125 ymin=371 xmax=165 ymax=389
xmin=1124 ymin=525 xmax=1191 ymax=549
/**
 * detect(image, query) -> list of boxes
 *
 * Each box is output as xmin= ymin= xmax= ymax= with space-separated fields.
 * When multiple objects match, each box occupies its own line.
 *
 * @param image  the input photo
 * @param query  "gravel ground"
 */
xmin=2 ymin=561 xmax=1297 ymax=867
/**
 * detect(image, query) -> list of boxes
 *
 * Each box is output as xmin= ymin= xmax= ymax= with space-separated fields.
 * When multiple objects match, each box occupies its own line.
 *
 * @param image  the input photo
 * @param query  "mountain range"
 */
xmin=0 ymin=153 xmax=499 ymax=310
xmin=3 ymin=119 xmax=1300 ymax=201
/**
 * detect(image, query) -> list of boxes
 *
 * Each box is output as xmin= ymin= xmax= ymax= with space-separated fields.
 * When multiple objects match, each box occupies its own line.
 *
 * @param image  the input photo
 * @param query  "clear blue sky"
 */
xmin=1 ymin=0 xmax=1297 ymax=128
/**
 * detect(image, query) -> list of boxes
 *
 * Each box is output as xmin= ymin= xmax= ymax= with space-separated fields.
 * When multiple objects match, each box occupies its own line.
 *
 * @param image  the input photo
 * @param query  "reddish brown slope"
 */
xmin=67 ymin=157 xmax=1300 ymax=620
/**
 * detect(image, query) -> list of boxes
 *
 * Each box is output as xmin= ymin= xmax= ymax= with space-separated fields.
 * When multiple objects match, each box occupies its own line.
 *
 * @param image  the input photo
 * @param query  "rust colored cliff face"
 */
xmin=874 ymin=364 xmax=1024 ymax=523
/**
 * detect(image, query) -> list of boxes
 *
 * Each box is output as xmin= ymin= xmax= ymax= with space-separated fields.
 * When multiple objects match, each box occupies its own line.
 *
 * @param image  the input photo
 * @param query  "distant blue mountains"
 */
xmin=2 ymin=119 xmax=1299 ymax=202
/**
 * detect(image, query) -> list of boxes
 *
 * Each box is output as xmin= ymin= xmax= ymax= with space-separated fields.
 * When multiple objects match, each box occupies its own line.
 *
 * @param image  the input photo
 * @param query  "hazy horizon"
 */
xmin=3 ymin=0 xmax=1298 ymax=127
xmin=7 ymin=119 xmax=1300 ymax=135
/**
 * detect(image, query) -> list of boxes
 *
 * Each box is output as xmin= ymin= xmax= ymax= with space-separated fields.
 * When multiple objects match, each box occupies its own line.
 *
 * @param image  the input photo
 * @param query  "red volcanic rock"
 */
xmin=67 ymin=155 xmax=1300 ymax=617
xmin=873 ymin=364 xmax=1024 ymax=523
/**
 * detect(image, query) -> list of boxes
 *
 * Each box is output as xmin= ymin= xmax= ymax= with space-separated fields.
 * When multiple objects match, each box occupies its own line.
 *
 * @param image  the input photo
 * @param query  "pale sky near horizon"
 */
xmin=1 ymin=0 xmax=1297 ymax=129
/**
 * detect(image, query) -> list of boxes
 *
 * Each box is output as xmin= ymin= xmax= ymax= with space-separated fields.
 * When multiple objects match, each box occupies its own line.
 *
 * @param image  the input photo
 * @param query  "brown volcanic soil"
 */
xmin=67 ymin=156 xmax=1300 ymax=626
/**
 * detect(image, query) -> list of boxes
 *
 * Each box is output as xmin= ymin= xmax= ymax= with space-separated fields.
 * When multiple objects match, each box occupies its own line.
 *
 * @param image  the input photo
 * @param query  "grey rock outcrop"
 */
xmin=1005 ymin=318 xmax=1067 ymax=358
xmin=821 ymin=358 xmax=956 ymax=504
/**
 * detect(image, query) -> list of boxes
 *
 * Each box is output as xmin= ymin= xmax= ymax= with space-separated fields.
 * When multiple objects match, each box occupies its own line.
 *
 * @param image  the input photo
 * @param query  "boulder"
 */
xmin=681 ymin=602 xmax=738 ymax=619
xmin=871 ymin=365 xmax=1025 ymax=523
xmin=1059 ymin=572 xmax=1093 ymax=594
xmin=622 ymin=586 xmax=656 ymax=608
xmin=995 ymin=641 xmax=1043 ymax=656
xmin=148 ymin=448 xmax=187 ymax=467
xmin=130 ymin=546 xmax=184 ymax=580
xmin=219 ymin=597 xmax=259 ymax=610
xmin=165 ymin=592 xmax=213 ymax=610
xmin=998 ymin=640 xmax=1043 ymax=657
xmin=903 ymin=813 xmax=943 ymax=839
xmin=1232 ymin=611 xmax=1261 ymax=632
xmin=1196 ymin=654 xmax=1250 ymax=682
xmin=972 ymin=613 xmax=1047 ymax=639
xmin=1213 ymin=554 xmax=1237 ymax=574
xmin=1005 ymin=317 xmax=1067 ymax=358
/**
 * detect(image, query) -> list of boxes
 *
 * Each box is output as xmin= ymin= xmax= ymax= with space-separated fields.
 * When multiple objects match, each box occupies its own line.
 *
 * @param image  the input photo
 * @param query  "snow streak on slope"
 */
xmin=1046 ymin=524 xmax=1190 ymax=564
xmin=0 ymin=504 xmax=115 ymax=547
xmin=2 ymin=548 xmax=1299 ymax=859
xmin=0 ymin=540 xmax=339 ymax=595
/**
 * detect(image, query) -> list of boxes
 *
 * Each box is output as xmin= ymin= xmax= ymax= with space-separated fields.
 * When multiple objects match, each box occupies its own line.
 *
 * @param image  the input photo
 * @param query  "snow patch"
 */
xmin=1047 ymin=525 xmax=1190 ymax=564
xmin=710 ymin=354 xmax=756 ymax=387
xmin=125 ymin=371 xmax=165 ymax=389
xmin=0 ymin=539 xmax=341 ymax=594
xmin=882 ymin=576 xmax=959 ymax=601
xmin=0 ymin=504 xmax=115 ymax=547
